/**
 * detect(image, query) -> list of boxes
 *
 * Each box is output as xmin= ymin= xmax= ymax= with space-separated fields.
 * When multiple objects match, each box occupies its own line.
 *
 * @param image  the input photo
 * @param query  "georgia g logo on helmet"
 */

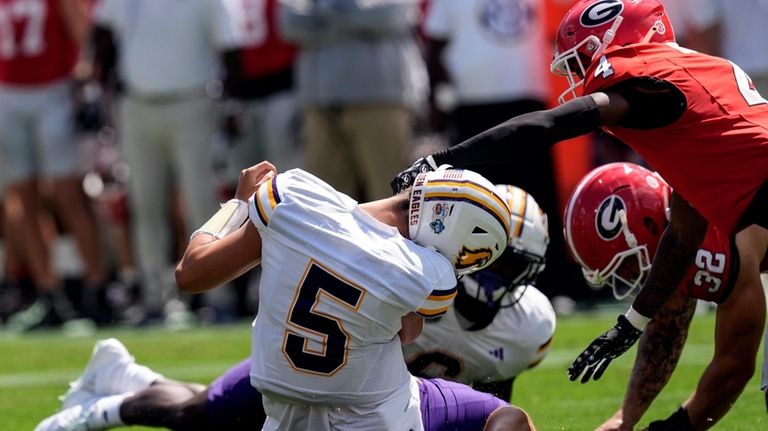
xmin=595 ymin=195 xmax=625 ymax=240
xmin=580 ymin=0 xmax=624 ymax=27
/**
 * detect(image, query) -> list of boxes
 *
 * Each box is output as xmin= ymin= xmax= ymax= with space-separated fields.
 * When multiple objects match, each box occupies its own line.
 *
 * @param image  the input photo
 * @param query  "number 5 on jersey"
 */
xmin=283 ymin=261 xmax=365 ymax=376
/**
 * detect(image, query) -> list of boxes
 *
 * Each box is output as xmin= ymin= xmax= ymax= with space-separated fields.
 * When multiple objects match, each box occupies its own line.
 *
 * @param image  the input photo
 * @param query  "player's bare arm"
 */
xmin=598 ymin=291 xmax=696 ymax=431
xmin=683 ymin=226 xmax=768 ymax=428
xmin=175 ymin=162 xmax=276 ymax=293
xmin=633 ymin=193 xmax=708 ymax=317
xmin=399 ymin=312 xmax=425 ymax=345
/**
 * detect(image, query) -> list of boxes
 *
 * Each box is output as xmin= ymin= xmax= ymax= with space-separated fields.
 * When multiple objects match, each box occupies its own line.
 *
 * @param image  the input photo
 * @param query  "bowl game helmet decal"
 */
xmin=409 ymin=168 xmax=511 ymax=276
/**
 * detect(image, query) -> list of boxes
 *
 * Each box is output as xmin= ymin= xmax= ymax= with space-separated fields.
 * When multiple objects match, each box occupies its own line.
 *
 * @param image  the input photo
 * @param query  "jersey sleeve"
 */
xmin=211 ymin=0 xmax=243 ymax=50
xmin=678 ymin=226 xmax=739 ymax=304
xmin=583 ymin=45 xmax=651 ymax=95
xmin=416 ymin=284 xmax=458 ymax=317
xmin=248 ymin=174 xmax=283 ymax=231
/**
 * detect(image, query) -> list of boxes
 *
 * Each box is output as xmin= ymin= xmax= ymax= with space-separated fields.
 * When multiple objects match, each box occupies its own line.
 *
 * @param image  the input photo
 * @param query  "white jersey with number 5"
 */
xmin=403 ymin=283 xmax=555 ymax=385
xmin=247 ymin=169 xmax=457 ymax=405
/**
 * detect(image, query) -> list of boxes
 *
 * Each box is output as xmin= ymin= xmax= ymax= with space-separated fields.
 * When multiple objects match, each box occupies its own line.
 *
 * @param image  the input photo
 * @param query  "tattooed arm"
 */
xmin=596 ymin=290 xmax=697 ymax=431
xmin=632 ymin=192 xmax=708 ymax=318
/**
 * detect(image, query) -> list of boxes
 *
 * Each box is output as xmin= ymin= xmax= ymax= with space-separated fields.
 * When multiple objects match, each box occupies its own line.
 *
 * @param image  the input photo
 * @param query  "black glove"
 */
xmin=567 ymin=314 xmax=642 ymax=383
xmin=390 ymin=155 xmax=440 ymax=194
xmin=647 ymin=407 xmax=694 ymax=431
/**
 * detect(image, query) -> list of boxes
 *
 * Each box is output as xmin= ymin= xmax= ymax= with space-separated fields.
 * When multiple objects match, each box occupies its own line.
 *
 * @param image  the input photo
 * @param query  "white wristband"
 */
xmin=190 ymin=199 xmax=248 ymax=240
xmin=624 ymin=306 xmax=651 ymax=331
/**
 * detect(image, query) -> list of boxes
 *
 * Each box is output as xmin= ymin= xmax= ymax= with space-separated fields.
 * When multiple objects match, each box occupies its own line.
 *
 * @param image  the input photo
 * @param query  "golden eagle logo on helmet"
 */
xmin=456 ymin=246 xmax=493 ymax=271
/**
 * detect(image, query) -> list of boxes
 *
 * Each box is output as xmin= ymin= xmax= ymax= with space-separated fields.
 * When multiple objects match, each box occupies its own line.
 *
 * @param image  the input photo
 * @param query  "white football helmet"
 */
xmin=461 ymin=185 xmax=550 ymax=307
xmin=409 ymin=168 xmax=511 ymax=276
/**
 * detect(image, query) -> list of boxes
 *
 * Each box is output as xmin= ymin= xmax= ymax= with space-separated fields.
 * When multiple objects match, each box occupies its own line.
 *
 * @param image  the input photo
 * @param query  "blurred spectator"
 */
xmin=0 ymin=0 xmax=107 ymax=329
xmin=222 ymin=0 xmax=302 ymax=177
xmin=279 ymin=0 xmax=428 ymax=201
xmin=421 ymin=0 xmax=571 ymax=299
xmin=662 ymin=0 xmax=719 ymax=54
xmin=91 ymin=0 xmax=240 ymax=324
xmin=712 ymin=0 xmax=768 ymax=93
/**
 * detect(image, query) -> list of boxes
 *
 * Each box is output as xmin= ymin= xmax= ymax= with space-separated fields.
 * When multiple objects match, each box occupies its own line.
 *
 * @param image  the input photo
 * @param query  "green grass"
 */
xmin=1 ymin=311 xmax=765 ymax=430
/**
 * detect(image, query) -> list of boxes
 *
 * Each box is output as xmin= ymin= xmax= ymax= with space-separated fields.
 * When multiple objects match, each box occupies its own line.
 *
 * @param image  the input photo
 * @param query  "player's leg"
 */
xmin=305 ymin=106 xmax=358 ymax=198
xmin=418 ymin=377 xmax=535 ymax=431
xmin=40 ymin=82 xmax=107 ymax=313
xmin=118 ymin=97 xmax=172 ymax=321
xmin=344 ymin=104 xmax=410 ymax=200
xmin=682 ymin=224 xmax=768 ymax=428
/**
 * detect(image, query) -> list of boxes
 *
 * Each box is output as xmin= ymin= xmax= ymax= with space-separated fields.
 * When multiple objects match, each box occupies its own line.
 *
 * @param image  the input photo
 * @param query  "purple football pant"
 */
xmin=207 ymin=359 xmax=506 ymax=431
xmin=206 ymin=359 xmax=265 ymax=430
xmin=419 ymin=377 xmax=508 ymax=431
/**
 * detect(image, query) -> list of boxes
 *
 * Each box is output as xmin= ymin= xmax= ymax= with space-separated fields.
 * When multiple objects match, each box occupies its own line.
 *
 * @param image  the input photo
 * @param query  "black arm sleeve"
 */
xmin=610 ymin=77 xmax=686 ymax=129
xmin=431 ymin=96 xmax=602 ymax=169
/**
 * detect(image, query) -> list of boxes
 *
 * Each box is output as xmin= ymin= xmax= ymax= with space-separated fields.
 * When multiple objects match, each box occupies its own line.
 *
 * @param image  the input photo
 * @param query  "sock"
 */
xmin=86 ymin=393 xmax=133 ymax=429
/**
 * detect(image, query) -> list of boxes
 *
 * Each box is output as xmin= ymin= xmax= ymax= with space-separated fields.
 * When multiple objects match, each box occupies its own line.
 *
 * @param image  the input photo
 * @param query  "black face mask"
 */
xmin=453 ymin=275 xmax=506 ymax=331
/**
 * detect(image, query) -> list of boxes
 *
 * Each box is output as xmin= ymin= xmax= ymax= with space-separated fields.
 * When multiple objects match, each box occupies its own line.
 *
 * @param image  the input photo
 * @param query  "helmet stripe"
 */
xmin=426 ymin=179 xmax=511 ymax=232
xmin=513 ymin=190 xmax=528 ymax=239
xmin=424 ymin=193 xmax=510 ymax=239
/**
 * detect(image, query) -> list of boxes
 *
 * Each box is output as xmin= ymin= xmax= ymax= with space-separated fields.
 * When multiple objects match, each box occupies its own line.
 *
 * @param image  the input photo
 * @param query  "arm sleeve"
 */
xmin=431 ymin=95 xmax=602 ymax=169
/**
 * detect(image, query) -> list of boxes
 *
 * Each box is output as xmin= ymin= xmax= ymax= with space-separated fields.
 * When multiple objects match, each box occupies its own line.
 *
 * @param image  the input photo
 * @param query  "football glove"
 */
xmin=568 ymin=314 xmax=642 ymax=383
xmin=390 ymin=155 xmax=440 ymax=194
xmin=647 ymin=407 xmax=694 ymax=431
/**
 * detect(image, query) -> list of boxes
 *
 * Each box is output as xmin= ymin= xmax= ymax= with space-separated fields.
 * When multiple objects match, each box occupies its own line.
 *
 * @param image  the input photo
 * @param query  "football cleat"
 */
xmin=35 ymin=396 xmax=101 ymax=431
xmin=60 ymin=339 xmax=132 ymax=409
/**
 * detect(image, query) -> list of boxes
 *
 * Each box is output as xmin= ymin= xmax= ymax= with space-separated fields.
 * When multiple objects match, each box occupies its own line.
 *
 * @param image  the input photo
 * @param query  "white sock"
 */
xmin=97 ymin=361 xmax=163 ymax=395
xmin=87 ymin=393 xmax=133 ymax=429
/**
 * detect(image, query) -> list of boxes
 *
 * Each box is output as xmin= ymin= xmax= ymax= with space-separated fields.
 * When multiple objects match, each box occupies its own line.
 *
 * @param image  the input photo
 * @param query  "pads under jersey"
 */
xmin=247 ymin=169 xmax=457 ymax=405
xmin=679 ymin=225 xmax=739 ymax=304
xmin=402 ymin=284 xmax=555 ymax=385
xmin=584 ymin=43 xmax=768 ymax=234
xmin=0 ymin=0 xmax=78 ymax=85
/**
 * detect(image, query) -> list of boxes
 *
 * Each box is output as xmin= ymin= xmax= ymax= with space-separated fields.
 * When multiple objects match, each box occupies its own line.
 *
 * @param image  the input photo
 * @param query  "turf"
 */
xmin=1 ymin=310 xmax=765 ymax=430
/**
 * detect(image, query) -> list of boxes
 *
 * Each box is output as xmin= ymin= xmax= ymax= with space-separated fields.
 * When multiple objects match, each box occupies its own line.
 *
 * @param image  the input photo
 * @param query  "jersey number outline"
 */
xmin=669 ymin=43 xmax=768 ymax=107
xmin=283 ymin=261 xmax=365 ymax=376
xmin=406 ymin=350 xmax=464 ymax=379
xmin=730 ymin=61 xmax=768 ymax=106
xmin=0 ymin=0 xmax=46 ymax=60
xmin=693 ymin=249 xmax=726 ymax=293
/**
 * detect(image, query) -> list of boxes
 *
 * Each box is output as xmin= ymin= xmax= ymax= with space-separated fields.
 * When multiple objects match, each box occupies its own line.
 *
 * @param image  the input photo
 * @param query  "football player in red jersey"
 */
xmin=0 ymin=0 xmax=108 ymax=327
xmin=564 ymin=162 xmax=767 ymax=430
xmin=391 ymin=1 xmax=768 ymax=428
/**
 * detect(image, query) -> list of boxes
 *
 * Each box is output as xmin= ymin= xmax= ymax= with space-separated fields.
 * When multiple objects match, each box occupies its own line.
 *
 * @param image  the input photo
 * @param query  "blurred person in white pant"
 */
xmin=91 ymin=0 xmax=241 ymax=324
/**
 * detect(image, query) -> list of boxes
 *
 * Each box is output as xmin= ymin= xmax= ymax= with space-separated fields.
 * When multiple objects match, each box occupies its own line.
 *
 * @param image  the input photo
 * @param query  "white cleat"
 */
xmin=34 ymin=397 xmax=101 ymax=431
xmin=59 ymin=339 xmax=133 ymax=409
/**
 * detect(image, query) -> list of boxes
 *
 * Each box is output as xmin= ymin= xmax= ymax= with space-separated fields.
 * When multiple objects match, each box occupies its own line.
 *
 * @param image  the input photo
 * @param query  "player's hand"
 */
xmin=568 ymin=315 xmax=642 ymax=383
xmin=235 ymin=161 xmax=276 ymax=202
xmin=390 ymin=155 xmax=440 ymax=194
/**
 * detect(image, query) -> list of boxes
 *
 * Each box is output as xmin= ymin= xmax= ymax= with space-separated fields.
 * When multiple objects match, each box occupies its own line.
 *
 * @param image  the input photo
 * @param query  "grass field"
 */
xmin=1 ymin=310 xmax=765 ymax=430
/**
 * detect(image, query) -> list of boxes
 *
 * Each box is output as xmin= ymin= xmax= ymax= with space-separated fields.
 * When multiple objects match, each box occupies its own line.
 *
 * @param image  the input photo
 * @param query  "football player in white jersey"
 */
xmin=34 ymin=161 xmax=540 ymax=431
xmin=403 ymin=185 xmax=555 ymax=401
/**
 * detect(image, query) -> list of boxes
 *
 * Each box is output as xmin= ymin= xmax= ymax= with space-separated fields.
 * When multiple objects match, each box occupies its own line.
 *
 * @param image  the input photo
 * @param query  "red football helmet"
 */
xmin=564 ymin=162 xmax=670 ymax=299
xmin=550 ymin=0 xmax=675 ymax=103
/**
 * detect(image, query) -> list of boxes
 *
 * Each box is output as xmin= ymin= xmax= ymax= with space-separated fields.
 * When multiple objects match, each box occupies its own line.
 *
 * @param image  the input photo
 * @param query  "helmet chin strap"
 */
xmin=593 ymin=16 xmax=624 ymax=61
xmin=641 ymin=19 xmax=663 ymax=44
